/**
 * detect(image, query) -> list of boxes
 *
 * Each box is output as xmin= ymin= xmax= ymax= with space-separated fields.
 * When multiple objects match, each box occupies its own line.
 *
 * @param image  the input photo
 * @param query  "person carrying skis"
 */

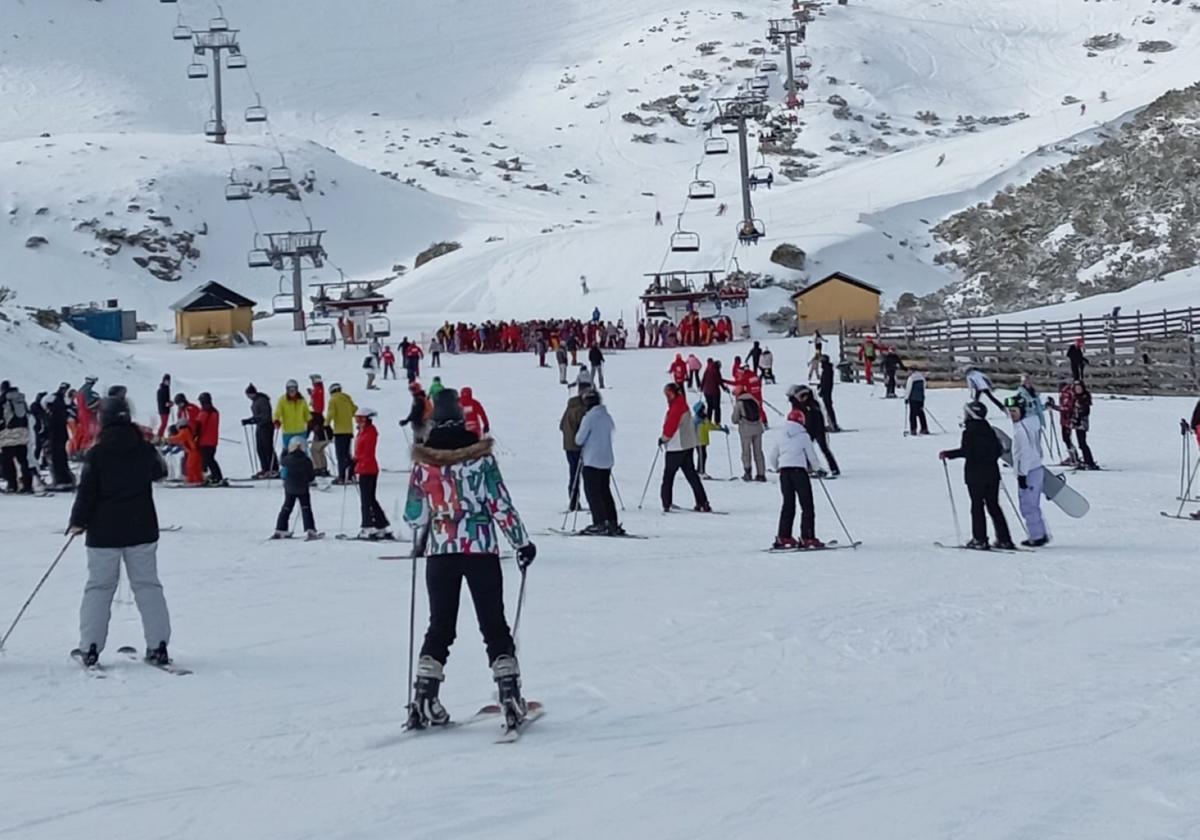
xmin=700 ymin=359 xmax=731 ymax=425
xmin=242 ymin=385 xmax=278 ymax=478
xmin=768 ymin=390 xmax=823 ymax=550
xmin=1070 ymin=381 xmax=1098 ymax=469
xmin=659 ymin=382 xmax=711 ymax=512
xmin=381 ymin=346 xmax=397 ymax=380
xmin=857 ymin=336 xmax=879 ymax=384
xmin=575 ymin=389 xmax=622 ymax=535
xmin=155 ymin=374 xmax=172 ymax=440
xmin=588 ymin=342 xmax=606 ymax=389
xmin=555 ymin=344 xmax=569 ymax=384
xmin=460 ymin=387 xmax=491 ymax=439
xmin=686 ymin=353 xmax=702 ymax=390
xmin=793 ymin=385 xmax=839 ymax=477
xmin=818 ymin=355 xmax=840 ymax=432
xmin=325 ymin=383 xmax=357 ymax=484
xmin=399 ymin=381 xmax=431 ymax=445
xmin=1006 ymin=394 xmax=1049 ymax=547
xmin=1067 ymin=338 xmax=1087 ymax=382
xmin=692 ymin=401 xmax=729 ymax=479
xmin=194 ymin=393 xmax=225 ymax=486
xmin=404 ymin=389 xmax=536 ymax=730
xmin=273 ymin=380 xmax=312 ymax=455
xmin=882 ymin=348 xmax=905 ymax=398
xmin=731 ymin=384 xmax=766 ymax=481
xmin=69 ymin=394 xmax=173 ymax=668
xmin=0 ymin=382 xmax=34 ymax=493
xmin=939 ymin=402 xmax=1014 ymax=550
xmin=308 ymin=374 xmax=326 ymax=415
xmin=353 ymin=407 xmax=392 ymax=540
xmin=905 ymin=368 xmax=929 ymax=435
xmin=760 ymin=347 xmax=776 ymax=384
xmin=966 ymin=367 xmax=1005 ymax=411
xmin=272 ymin=438 xmax=320 ymax=540
xmin=560 ymin=385 xmax=587 ymax=512
xmin=669 ymin=354 xmax=688 ymax=389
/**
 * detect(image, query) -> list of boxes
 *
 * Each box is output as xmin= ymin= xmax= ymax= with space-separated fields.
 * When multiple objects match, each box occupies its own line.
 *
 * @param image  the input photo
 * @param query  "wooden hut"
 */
xmin=171 ymin=282 xmax=257 ymax=348
xmin=790 ymin=272 xmax=881 ymax=334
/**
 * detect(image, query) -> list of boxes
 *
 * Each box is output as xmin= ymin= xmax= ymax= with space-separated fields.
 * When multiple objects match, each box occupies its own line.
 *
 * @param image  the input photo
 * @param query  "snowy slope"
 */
xmin=2 ymin=330 xmax=1200 ymax=839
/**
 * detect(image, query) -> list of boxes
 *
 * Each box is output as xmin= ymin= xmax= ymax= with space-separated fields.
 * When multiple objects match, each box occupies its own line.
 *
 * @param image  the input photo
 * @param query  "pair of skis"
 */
xmin=933 ymin=540 xmax=1030 ymax=554
xmin=393 ymin=701 xmax=544 ymax=745
xmin=70 ymin=646 xmax=192 ymax=677
xmin=763 ymin=539 xmax=861 ymax=553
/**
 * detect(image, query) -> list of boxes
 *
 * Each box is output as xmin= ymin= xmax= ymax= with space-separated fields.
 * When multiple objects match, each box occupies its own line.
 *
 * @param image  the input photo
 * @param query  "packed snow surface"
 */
xmin=1 ymin=324 xmax=1199 ymax=839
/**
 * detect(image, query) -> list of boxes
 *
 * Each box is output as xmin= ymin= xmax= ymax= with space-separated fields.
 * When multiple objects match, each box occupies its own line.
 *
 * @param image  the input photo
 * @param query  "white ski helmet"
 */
xmin=354 ymin=406 xmax=377 ymax=419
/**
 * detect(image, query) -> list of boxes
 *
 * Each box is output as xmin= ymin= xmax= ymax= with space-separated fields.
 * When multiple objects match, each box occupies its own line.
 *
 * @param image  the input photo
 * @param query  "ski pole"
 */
xmin=724 ymin=431 xmax=734 ymax=479
xmin=999 ymin=479 xmax=1030 ymax=539
xmin=1181 ymin=425 xmax=1187 ymax=501
xmin=610 ymin=473 xmax=626 ymax=512
xmin=637 ymin=444 xmax=663 ymax=510
xmin=404 ymin=527 xmax=419 ymax=718
xmin=926 ymin=408 xmax=948 ymax=434
xmin=511 ymin=565 xmax=529 ymax=654
xmin=1 ymin=534 xmax=76 ymax=652
xmin=762 ymin=397 xmax=785 ymax=417
xmin=243 ymin=425 xmax=254 ymax=475
xmin=1173 ymin=457 xmax=1200 ymax=518
xmin=815 ymin=475 xmax=857 ymax=548
xmin=339 ymin=479 xmax=349 ymax=535
xmin=941 ymin=460 xmax=963 ymax=547
xmin=562 ymin=459 xmax=584 ymax=531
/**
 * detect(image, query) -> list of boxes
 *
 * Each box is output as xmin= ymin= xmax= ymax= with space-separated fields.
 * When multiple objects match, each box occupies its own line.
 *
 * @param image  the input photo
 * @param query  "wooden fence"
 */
xmin=840 ymin=306 xmax=1200 ymax=395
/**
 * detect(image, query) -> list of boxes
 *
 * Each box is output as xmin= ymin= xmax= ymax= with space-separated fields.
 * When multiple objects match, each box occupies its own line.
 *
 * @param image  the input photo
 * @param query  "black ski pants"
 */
xmin=276 ymin=492 xmax=315 ymax=533
xmin=582 ymin=466 xmax=617 ymax=527
xmin=696 ymin=445 xmax=709 ymax=475
xmin=777 ymin=467 xmax=815 ymax=540
xmin=565 ymin=449 xmax=582 ymax=511
xmin=704 ymin=392 xmax=722 ymax=426
xmin=0 ymin=445 xmax=32 ymax=492
xmin=1070 ymin=359 xmax=1086 ymax=382
xmin=661 ymin=448 xmax=708 ymax=511
xmin=967 ymin=478 xmax=1011 ymax=544
xmin=200 ymin=446 xmax=223 ymax=482
xmin=687 ymin=370 xmax=700 ymax=390
xmin=420 ymin=552 xmax=515 ymax=667
xmin=334 ymin=434 xmax=354 ymax=482
xmin=1076 ymin=429 xmax=1096 ymax=467
xmin=820 ymin=392 xmax=838 ymax=430
xmin=255 ymin=424 xmax=277 ymax=474
xmin=358 ymin=473 xmax=389 ymax=529
xmin=50 ymin=432 xmax=73 ymax=486
xmin=908 ymin=401 xmax=928 ymax=435
xmin=431 ymin=351 xmax=441 ymax=368
xmin=813 ymin=433 xmax=839 ymax=474
xmin=884 ymin=369 xmax=898 ymax=396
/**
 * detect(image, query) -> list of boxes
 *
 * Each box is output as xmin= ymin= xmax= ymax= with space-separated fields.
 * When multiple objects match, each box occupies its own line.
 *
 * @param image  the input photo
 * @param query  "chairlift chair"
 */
xmin=186 ymin=62 xmax=209 ymax=80
xmin=304 ymin=322 xmax=337 ymax=347
xmin=159 ymin=0 xmax=178 ymax=4
xmin=247 ymin=248 xmax=272 ymax=269
xmin=227 ymin=52 xmax=247 ymax=70
xmin=748 ymin=166 xmax=775 ymax=189
xmin=758 ymin=59 xmax=778 ymax=72
xmin=750 ymin=75 xmax=770 ymax=91
xmin=720 ymin=121 xmax=740 ymax=136
xmin=670 ymin=230 xmax=701 ymax=253
xmin=172 ymin=24 xmax=192 ymax=41
xmin=366 ymin=315 xmax=392 ymax=338
xmin=204 ymin=119 xmax=223 ymax=138
xmin=225 ymin=171 xmax=251 ymax=201
xmin=736 ymin=219 xmax=767 ymax=245
xmin=268 ymin=165 xmax=293 ymax=186
xmin=209 ymin=16 xmax=230 ymax=31
xmin=797 ymin=57 xmax=813 ymax=70
xmin=245 ymin=96 xmax=268 ymax=124
xmin=688 ymin=179 xmax=717 ymax=200
xmin=704 ymin=137 xmax=730 ymax=155
xmin=798 ymin=76 xmax=810 ymax=91
xmin=272 ymin=293 xmax=298 ymax=315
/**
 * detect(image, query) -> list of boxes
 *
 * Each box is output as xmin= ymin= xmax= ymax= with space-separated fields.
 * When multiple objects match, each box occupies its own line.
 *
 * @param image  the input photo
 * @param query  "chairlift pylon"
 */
xmin=186 ymin=62 xmax=209 ymax=80
xmin=704 ymin=137 xmax=730 ymax=155
xmin=688 ymin=179 xmax=717 ymax=200
xmin=245 ymin=95 xmax=268 ymax=124
xmin=670 ymin=230 xmax=701 ymax=253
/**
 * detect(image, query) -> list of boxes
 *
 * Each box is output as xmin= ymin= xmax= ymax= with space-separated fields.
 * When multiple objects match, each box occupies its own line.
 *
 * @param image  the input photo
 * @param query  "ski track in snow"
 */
xmin=2 ymin=325 xmax=1200 ymax=838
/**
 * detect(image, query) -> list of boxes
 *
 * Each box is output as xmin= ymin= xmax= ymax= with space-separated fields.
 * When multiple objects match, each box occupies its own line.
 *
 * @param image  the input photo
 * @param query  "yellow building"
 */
xmin=171 ymin=282 xmax=257 ymax=348
xmin=790 ymin=272 xmax=881 ymax=334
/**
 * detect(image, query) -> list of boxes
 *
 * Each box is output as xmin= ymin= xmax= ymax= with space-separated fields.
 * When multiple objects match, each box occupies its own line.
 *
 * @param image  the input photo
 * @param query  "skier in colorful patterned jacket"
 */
xmin=403 ymin=388 xmax=536 ymax=731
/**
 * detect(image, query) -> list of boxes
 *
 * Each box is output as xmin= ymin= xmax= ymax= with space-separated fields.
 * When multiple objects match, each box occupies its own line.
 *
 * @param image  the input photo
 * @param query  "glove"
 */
xmin=517 ymin=543 xmax=536 ymax=570
xmin=1018 ymin=475 xmax=1028 ymax=490
xmin=66 ymin=525 xmax=85 ymax=537
xmin=273 ymin=420 xmax=281 ymax=430
xmin=938 ymin=450 xmax=949 ymax=460
xmin=722 ymin=425 xmax=730 ymax=434
xmin=1181 ymin=419 xmax=1190 ymax=437
xmin=241 ymin=418 xmax=254 ymax=426
xmin=658 ymin=436 xmax=668 ymax=446
xmin=399 ymin=418 xmax=409 ymax=427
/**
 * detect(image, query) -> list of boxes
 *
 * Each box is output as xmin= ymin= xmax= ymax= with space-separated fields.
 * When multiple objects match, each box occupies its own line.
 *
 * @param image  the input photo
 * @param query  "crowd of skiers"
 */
xmin=637 ymin=313 xmax=739 ymax=348
xmin=433 ymin=315 xmax=627 ymax=356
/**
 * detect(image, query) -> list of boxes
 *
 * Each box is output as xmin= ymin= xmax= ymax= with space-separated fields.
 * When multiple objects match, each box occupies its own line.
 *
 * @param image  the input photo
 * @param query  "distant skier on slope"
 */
xmin=966 ymin=366 xmax=1005 ymax=411
xmin=818 ymin=355 xmax=840 ymax=432
xmin=905 ymin=367 xmax=929 ymax=435
xmin=353 ymin=407 xmax=392 ymax=540
xmin=404 ymin=389 xmax=536 ymax=730
xmin=793 ymin=385 xmax=839 ymax=477
xmin=939 ymin=401 xmax=1014 ymax=551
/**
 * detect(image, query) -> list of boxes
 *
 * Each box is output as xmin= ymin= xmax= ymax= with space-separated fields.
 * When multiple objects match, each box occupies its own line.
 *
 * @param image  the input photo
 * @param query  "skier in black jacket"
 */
xmin=817 ymin=355 xmax=839 ymax=432
xmin=587 ymin=343 xmax=606 ymax=389
xmin=68 ymin=395 xmax=173 ymax=667
xmin=939 ymin=401 xmax=1014 ymax=550
xmin=155 ymin=374 xmax=172 ymax=439
xmin=272 ymin=438 xmax=319 ymax=539
xmin=242 ymin=385 xmax=278 ymax=478
xmin=47 ymin=383 xmax=74 ymax=488
xmin=794 ymin=385 xmax=839 ymax=476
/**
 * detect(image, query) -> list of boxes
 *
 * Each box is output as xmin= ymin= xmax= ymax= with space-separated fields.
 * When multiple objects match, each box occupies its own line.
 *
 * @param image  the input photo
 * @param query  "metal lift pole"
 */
xmin=784 ymin=39 xmax=797 ymax=103
xmin=736 ymin=117 xmax=753 ymax=227
xmin=212 ymin=47 xmax=225 ymax=144
xmin=291 ymin=253 xmax=305 ymax=332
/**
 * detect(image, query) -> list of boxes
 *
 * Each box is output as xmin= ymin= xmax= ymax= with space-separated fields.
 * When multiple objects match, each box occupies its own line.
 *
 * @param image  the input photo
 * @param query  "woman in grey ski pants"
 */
xmin=80 ymin=543 xmax=170 ymax=653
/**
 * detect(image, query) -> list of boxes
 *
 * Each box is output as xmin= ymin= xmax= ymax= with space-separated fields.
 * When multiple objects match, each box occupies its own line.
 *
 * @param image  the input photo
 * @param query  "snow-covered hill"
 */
xmin=4 ymin=0 xmax=1200 ymax=321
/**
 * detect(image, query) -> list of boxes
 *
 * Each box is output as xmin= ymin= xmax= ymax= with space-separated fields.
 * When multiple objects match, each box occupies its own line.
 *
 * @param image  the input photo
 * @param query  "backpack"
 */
xmin=741 ymin=398 xmax=760 ymax=423
xmin=362 ymin=355 xmax=374 ymax=370
xmin=3 ymin=392 xmax=29 ymax=429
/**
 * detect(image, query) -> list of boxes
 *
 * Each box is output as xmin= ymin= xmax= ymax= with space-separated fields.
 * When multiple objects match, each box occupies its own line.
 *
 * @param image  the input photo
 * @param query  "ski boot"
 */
xmin=406 ymin=656 xmax=450 ymax=729
xmin=604 ymin=521 xmax=627 ymax=537
xmin=304 ymin=530 xmax=322 ymax=541
xmin=964 ymin=538 xmax=990 ymax=550
xmin=83 ymin=643 xmax=100 ymax=667
xmin=800 ymin=537 xmax=826 ymax=550
xmin=357 ymin=528 xmax=375 ymax=540
xmin=694 ymin=502 xmax=713 ymax=513
xmin=993 ymin=539 xmax=1018 ymax=551
xmin=578 ymin=522 xmax=606 ymax=536
xmin=492 ymin=655 xmax=527 ymax=729
xmin=742 ymin=469 xmax=753 ymax=482
xmin=1021 ymin=536 xmax=1050 ymax=548
xmin=1190 ymin=511 xmax=1200 ymax=521
xmin=270 ymin=530 xmax=288 ymax=540
xmin=145 ymin=642 xmax=170 ymax=667
xmin=374 ymin=527 xmax=395 ymax=541
xmin=772 ymin=536 xmax=798 ymax=550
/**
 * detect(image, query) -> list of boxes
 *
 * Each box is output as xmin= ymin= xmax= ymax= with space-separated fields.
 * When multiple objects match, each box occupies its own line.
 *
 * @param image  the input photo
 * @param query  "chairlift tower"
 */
xmin=767 ymin=19 xmax=806 ymax=109
xmin=262 ymin=229 xmax=328 ymax=331
xmin=714 ymin=96 xmax=770 ymax=243
xmin=191 ymin=26 xmax=243 ymax=143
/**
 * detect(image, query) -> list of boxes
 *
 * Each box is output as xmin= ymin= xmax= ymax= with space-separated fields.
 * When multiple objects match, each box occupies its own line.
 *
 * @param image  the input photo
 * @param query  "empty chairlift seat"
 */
xmin=245 ymin=96 xmax=268 ymax=124
xmin=187 ymin=62 xmax=208 ymax=79
xmin=227 ymin=50 xmax=247 ymax=70
xmin=688 ymin=180 xmax=716 ymax=200
xmin=172 ymin=24 xmax=192 ymax=41
xmin=272 ymin=293 xmax=298 ymax=315
xmin=750 ymin=75 xmax=770 ymax=91
xmin=225 ymin=171 xmax=251 ymax=201
xmin=670 ymin=231 xmax=701 ymax=253
xmin=704 ymin=137 xmax=730 ymax=155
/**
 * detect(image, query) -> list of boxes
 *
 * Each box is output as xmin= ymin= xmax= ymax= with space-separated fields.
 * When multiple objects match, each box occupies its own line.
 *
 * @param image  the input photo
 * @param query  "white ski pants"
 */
xmin=79 ymin=542 xmax=170 ymax=653
xmin=1018 ymin=467 xmax=1047 ymax=541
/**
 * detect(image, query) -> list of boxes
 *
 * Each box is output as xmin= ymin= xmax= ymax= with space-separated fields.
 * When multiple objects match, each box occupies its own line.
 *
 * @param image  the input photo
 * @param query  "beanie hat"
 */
xmin=99 ymin=396 xmax=132 ymax=428
xmin=245 ymin=384 xmax=258 ymax=396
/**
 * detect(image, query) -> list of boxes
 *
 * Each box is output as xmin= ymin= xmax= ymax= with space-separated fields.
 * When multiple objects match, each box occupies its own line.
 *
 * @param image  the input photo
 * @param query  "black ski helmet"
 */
xmin=582 ymin=389 xmax=602 ymax=410
xmin=1004 ymin=394 xmax=1027 ymax=416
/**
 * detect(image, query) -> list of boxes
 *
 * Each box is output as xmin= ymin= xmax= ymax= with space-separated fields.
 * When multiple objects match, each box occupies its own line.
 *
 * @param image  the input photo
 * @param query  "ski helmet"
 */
xmin=354 ymin=406 xmax=377 ymax=419
xmin=1003 ymin=394 xmax=1027 ymax=415
xmin=285 ymin=379 xmax=299 ymax=391
xmin=98 ymin=396 xmax=131 ymax=428
xmin=963 ymin=401 xmax=987 ymax=421
xmin=198 ymin=391 xmax=212 ymax=407
xmin=329 ymin=382 xmax=342 ymax=394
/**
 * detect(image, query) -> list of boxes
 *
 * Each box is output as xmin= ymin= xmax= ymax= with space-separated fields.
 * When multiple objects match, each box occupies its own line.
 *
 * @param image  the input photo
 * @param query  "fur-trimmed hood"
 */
xmin=411 ymin=437 xmax=494 ymax=466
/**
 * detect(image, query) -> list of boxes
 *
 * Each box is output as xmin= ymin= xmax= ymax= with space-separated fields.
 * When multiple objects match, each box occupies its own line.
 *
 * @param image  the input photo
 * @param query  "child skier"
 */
xmin=404 ymin=389 xmax=537 ymax=731
xmin=939 ymin=402 xmax=1015 ymax=550
xmin=354 ymin=407 xmax=392 ymax=540
xmin=166 ymin=420 xmax=203 ymax=486
xmin=1070 ymin=381 xmax=1099 ymax=469
xmin=905 ymin=368 xmax=929 ymax=435
xmin=1007 ymin=394 xmax=1049 ymax=547
xmin=273 ymin=438 xmax=320 ymax=540
xmin=1045 ymin=381 xmax=1079 ymax=465
xmin=692 ymin=401 xmax=729 ymax=479
xmin=769 ymin=390 xmax=824 ymax=549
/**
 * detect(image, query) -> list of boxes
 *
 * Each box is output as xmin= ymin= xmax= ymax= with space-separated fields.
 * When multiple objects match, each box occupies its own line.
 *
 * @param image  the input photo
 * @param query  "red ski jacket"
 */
xmin=354 ymin=422 xmax=379 ymax=476
xmin=669 ymin=358 xmax=687 ymax=383
xmin=196 ymin=407 xmax=220 ymax=448
xmin=460 ymin=387 xmax=491 ymax=437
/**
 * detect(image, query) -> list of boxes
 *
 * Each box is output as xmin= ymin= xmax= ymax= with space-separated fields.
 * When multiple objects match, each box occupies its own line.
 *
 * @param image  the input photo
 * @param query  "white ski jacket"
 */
xmin=769 ymin=418 xmax=819 ymax=471
xmin=1011 ymin=415 xmax=1043 ymax=476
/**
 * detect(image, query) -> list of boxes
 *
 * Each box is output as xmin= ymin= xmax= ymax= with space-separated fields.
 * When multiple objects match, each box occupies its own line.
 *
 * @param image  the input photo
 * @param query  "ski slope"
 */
xmin=2 ymin=325 xmax=1199 ymax=839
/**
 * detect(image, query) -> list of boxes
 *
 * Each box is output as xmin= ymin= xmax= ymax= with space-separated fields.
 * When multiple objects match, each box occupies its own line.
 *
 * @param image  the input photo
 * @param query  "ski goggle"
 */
xmin=1003 ymin=396 xmax=1025 ymax=409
